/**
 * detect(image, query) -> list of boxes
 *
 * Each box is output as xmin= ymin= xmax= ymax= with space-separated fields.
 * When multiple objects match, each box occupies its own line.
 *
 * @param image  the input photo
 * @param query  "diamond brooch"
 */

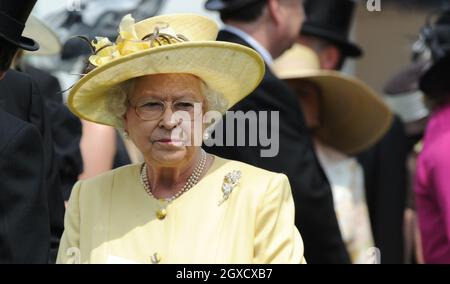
xmin=218 ymin=170 xmax=241 ymax=205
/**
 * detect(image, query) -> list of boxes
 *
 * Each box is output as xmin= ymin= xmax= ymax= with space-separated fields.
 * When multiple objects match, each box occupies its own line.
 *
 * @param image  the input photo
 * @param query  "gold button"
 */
xmin=156 ymin=209 xmax=167 ymax=220
xmin=151 ymin=253 xmax=161 ymax=264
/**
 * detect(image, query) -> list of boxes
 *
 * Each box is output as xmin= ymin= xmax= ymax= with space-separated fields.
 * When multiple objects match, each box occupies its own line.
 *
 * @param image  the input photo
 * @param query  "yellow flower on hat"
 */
xmin=116 ymin=14 xmax=151 ymax=56
xmin=87 ymin=14 xmax=194 ymax=68
xmin=88 ymin=37 xmax=120 ymax=67
xmin=88 ymin=14 xmax=150 ymax=66
xmin=118 ymin=14 xmax=139 ymax=41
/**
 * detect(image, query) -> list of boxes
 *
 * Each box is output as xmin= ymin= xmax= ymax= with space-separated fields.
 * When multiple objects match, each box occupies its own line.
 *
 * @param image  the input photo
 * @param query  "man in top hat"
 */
xmin=297 ymin=0 xmax=408 ymax=263
xmin=0 ymin=0 xmax=65 ymax=263
xmin=205 ymin=0 xmax=351 ymax=263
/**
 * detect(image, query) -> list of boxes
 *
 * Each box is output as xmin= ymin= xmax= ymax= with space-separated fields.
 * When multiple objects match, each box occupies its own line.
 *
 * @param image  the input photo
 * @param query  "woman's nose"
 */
xmin=158 ymin=105 xmax=178 ymax=129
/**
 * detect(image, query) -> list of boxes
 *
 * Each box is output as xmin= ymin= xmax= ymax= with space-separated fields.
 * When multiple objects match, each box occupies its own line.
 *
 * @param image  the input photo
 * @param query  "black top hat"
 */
xmin=418 ymin=9 xmax=450 ymax=97
xmin=301 ymin=0 xmax=362 ymax=58
xmin=205 ymin=0 xmax=263 ymax=13
xmin=0 ymin=0 xmax=39 ymax=51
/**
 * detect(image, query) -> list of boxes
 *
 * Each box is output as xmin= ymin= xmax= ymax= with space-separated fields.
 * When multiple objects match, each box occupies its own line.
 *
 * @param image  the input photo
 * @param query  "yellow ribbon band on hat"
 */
xmin=88 ymin=14 xmax=189 ymax=68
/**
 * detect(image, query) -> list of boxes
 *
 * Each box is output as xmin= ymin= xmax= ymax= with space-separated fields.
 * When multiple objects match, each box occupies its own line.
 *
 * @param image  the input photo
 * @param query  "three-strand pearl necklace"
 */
xmin=139 ymin=150 xmax=207 ymax=219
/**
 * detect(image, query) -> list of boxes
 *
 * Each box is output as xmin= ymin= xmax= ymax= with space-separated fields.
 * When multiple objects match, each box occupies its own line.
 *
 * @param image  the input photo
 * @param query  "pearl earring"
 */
xmin=203 ymin=131 xmax=209 ymax=140
xmin=124 ymin=131 xmax=129 ymax=138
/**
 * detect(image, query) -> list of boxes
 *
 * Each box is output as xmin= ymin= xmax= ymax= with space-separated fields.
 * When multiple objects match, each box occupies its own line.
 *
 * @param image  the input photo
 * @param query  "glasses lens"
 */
xmin=136 ymin=100 xmax=165 ymax=120
xmin=134 ymin=99 xmax=203 ymax=121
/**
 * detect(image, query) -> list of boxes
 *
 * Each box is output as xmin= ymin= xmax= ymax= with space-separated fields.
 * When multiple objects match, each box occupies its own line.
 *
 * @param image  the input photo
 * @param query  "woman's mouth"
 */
xmin=158 ymin=139 xmax=173 ymax=143
xmin=154 ymin=138 xmax=185 ymax=146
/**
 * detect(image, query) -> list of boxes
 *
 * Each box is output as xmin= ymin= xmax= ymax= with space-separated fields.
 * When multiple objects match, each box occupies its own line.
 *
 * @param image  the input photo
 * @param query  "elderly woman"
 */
xmin=56 ymin=13 xmax=305 ymax=264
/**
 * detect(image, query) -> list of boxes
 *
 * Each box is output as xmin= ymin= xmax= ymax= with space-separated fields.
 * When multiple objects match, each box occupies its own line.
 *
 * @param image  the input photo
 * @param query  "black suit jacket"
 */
xmin=205 ymin=30 xmax=350 ymax=263
xmin=19 ymin=64 xmax=83 ymax=201
xmin=20 ymin=64 xmax=63 ymax=104
xmin=0 ymin=70 xmax=65 ymax=263
xmin=358 ymin=115 xmax=407 ymax=263
xmin=0 ymin=110 xmax=50 ymax=263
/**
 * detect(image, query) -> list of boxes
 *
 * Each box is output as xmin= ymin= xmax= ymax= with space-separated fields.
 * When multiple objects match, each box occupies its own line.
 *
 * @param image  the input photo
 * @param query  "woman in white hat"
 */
xmin=273 ymin=44 xmax=393 ymax=263
xmin=56 ymin=13 xmax=305 ymax=264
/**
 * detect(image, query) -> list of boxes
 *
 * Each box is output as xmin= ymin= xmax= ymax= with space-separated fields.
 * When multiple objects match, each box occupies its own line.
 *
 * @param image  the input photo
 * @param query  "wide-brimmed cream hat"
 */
xmin=68 ymin=13 xmax=264 ymax=127
xmin=23 ymin=15 xmax=61 ymax=55
xmin=273 ymin=44 xmax=392 ymax=155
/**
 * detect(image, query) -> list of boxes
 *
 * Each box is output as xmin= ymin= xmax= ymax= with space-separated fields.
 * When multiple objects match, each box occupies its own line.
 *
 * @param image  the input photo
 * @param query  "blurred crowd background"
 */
xmin=3 ymin=0 xmax=450 ymax=264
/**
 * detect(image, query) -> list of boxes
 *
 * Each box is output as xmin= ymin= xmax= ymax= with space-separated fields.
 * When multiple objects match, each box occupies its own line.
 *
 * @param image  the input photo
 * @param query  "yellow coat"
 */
xmin=57 ymin=155 xmax=306 ymax=264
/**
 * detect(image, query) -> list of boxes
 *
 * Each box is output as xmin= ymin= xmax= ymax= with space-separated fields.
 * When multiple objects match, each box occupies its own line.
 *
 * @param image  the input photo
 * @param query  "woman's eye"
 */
xmin=140 ymin=102 xmax=163 ymax=110
xmin=174 ymin=102 xmax=195 ymax=111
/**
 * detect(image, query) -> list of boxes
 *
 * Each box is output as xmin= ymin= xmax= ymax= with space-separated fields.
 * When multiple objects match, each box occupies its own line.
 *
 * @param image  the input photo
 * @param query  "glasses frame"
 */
xmin=128 ymin=98 xmax=204 ymax=121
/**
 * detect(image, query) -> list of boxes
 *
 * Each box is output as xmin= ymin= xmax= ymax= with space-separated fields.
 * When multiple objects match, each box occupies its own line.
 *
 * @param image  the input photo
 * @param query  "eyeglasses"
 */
xmin=129 ymin=98 xmax=203 ymax=121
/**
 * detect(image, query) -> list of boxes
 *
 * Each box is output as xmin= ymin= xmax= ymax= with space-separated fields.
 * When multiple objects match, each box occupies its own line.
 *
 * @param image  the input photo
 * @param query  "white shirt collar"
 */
xmin=223 ymin=25 xmax=273 ymax=65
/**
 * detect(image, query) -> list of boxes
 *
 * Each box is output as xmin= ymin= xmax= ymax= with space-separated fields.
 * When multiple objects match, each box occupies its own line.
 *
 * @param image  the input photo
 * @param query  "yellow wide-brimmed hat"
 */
xmin=273 ymin=44 xmax=392 ymax=155
xmin=68 ymin=13 xmax=264 ymax=127
xmin=23 ymin=15 xmax=61 ymax=55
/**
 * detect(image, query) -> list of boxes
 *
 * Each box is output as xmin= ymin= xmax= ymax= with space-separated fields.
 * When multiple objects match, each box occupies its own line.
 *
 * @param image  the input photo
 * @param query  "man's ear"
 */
xmin=0 ymin=71 xmax=5 ymax=80
xmin=318 ymin=45 xmax=342 ymax=70
xmin=267 ymin=0 xmax=282 ymax=26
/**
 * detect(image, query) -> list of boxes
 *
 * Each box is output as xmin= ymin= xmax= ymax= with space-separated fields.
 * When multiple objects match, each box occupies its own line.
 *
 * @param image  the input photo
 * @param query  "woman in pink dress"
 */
xmin=415 ymin=9 xmax=450 ymax=264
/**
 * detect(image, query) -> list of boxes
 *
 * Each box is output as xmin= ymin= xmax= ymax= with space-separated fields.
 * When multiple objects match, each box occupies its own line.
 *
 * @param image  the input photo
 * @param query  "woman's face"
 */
xmin=124 ymin=73 xmax=205 ymax=167
xmin=287 ymin=79 xmax=321 ymax=129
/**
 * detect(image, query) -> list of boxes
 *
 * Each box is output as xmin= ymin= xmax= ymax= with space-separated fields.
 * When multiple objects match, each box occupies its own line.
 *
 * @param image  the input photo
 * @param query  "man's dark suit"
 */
xmin=19 ymin=64 xmax=83 ymax=201
xmin=0 ymin=110 xmax=50 ymax=263
xmin=20 ymin=64 xmax=63 ymax=103
xmin=358 ymin=115 xmax=407 ymax=263
xmin=205 ymin=30 xmax=350 ymax=263
xmin=0 ymin=70 xmax=65 ymax=262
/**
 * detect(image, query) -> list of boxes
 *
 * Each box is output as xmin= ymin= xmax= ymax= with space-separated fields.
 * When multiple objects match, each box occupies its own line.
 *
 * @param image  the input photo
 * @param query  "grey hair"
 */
xmin=201 ymin=81 xmax=229 ymax=115
xmin=105 ymin=79 xmax=134 ymax=130
xmin=106 ymin=76 xmax=229 ymax=131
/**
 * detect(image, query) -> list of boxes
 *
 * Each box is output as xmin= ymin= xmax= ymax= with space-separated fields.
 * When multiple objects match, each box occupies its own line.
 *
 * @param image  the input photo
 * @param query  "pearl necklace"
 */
xmin=140 ymin=150 xmax=207 ymax=204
